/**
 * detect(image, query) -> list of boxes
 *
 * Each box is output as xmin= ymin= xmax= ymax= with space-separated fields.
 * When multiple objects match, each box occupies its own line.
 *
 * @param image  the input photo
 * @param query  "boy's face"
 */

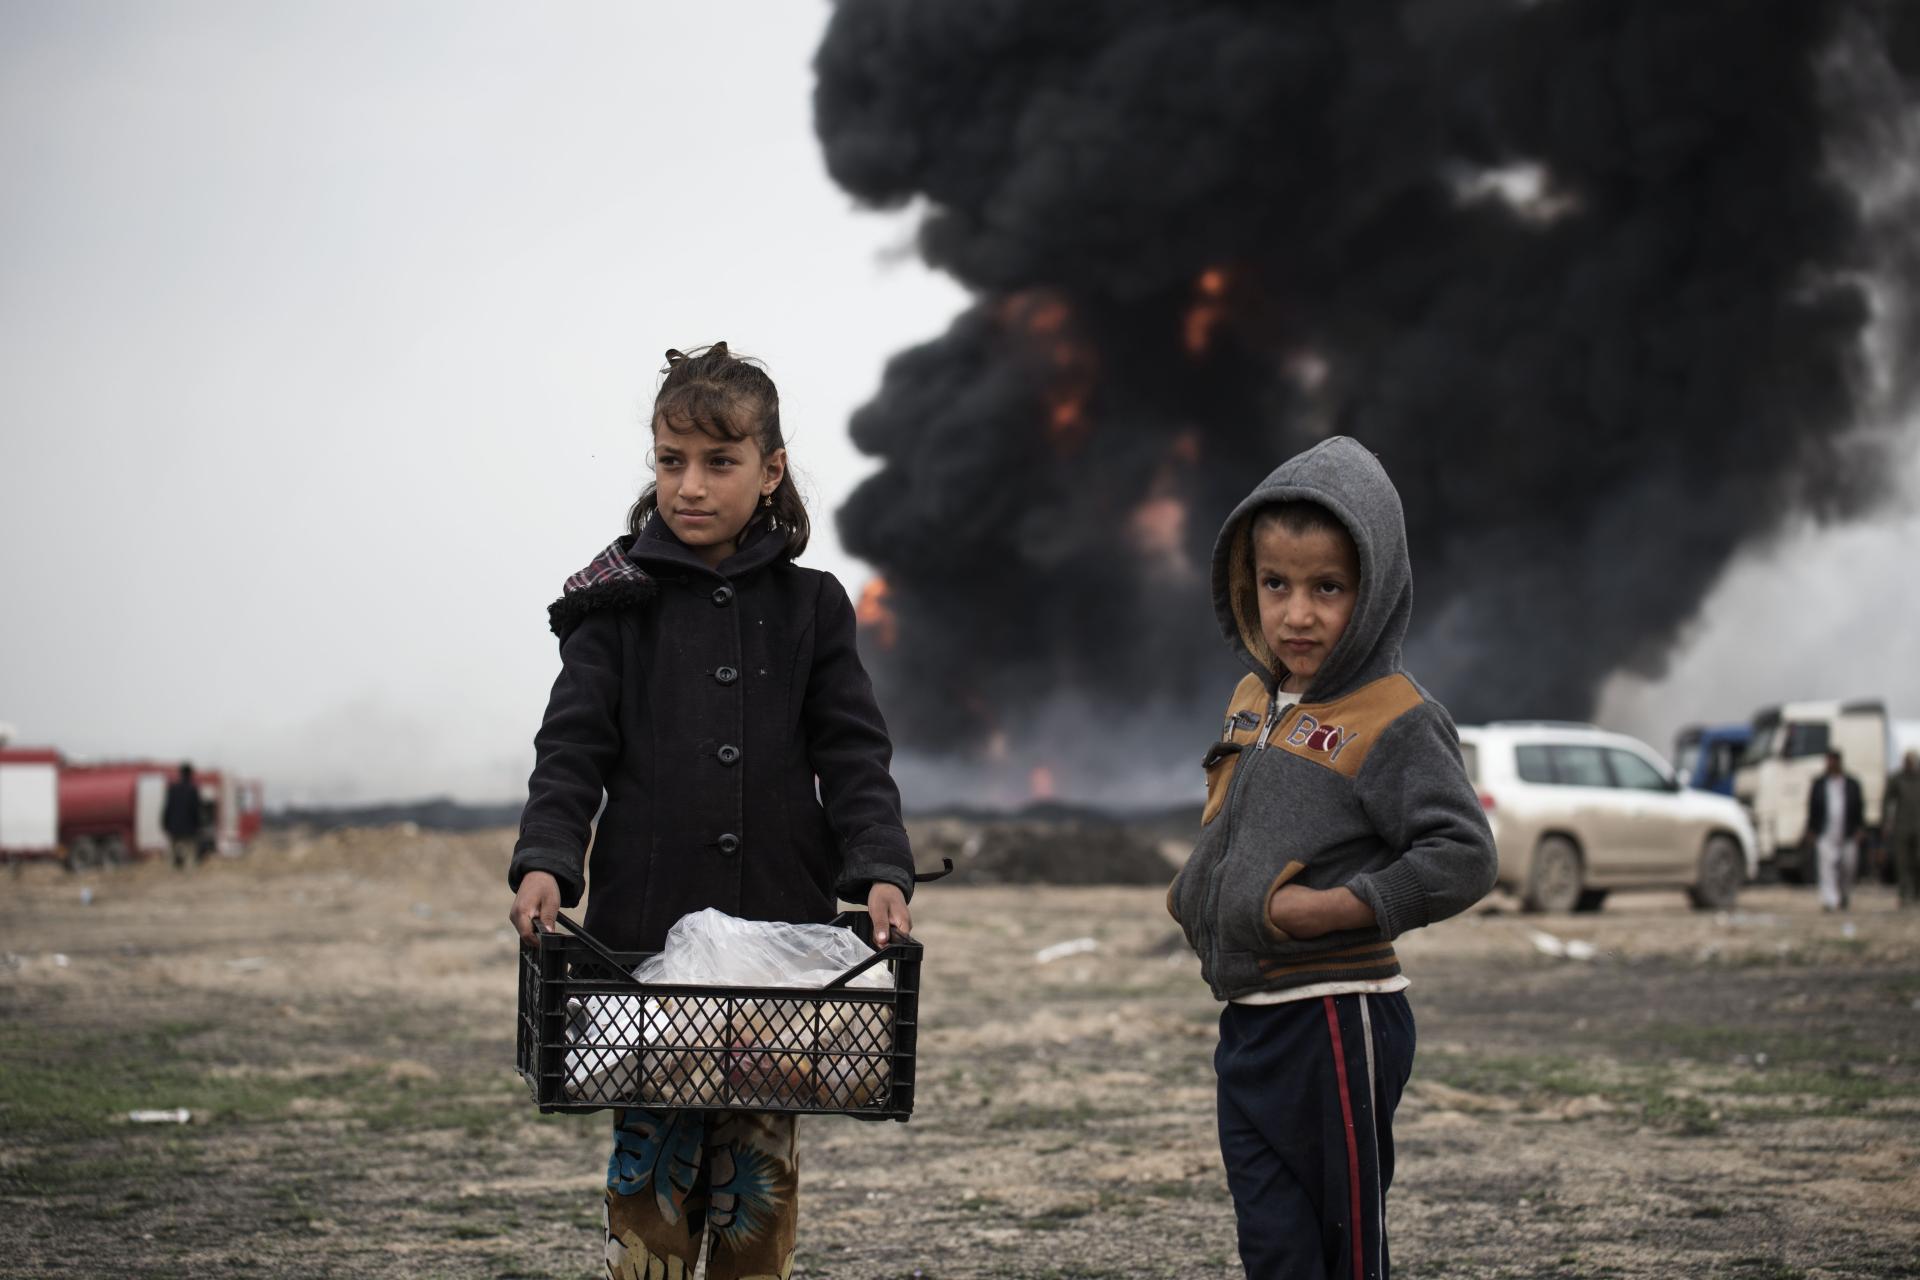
xmin=1252 ymin=518 xmax=1360 ymax=690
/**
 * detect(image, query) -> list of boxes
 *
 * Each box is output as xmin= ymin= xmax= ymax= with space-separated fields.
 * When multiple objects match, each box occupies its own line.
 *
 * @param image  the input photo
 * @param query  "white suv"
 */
xmin=1458 ymin=722 xmax=1758 ymax=913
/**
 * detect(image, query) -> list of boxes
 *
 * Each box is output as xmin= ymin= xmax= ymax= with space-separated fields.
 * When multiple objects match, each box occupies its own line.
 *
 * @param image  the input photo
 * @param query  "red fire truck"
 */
xmin=0 ymin=741 xmax=262 ymax=869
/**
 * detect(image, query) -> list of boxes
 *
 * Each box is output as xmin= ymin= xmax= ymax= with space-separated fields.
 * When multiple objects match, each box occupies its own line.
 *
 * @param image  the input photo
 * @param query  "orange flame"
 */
xmin=999 ymin=290 xmax=1099 ymax=455
xmin=855 ymin=577 xmax=898 ymax=650
xmin=1029 ymin=765 xmax=1057 ymax=801
xmin=999 ymin=291 xmax=1070 ymax=337
xmin=1183 ymin=266 xmax=1232 ymax=356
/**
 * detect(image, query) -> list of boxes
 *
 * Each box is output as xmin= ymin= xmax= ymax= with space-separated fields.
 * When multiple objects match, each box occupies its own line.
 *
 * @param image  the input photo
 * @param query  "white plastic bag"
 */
xmin=563 ymin=910 xmax=893 ymax=1103
xmin=631 ymin=908 xmax=893 ymax=990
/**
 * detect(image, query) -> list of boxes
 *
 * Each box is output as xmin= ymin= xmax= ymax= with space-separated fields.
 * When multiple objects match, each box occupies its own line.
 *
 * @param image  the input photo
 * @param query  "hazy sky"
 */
xmin=3 ymin=2 xmax=1916 ymax=807
xmin=0 ymin=2 xmax=966 ymax=803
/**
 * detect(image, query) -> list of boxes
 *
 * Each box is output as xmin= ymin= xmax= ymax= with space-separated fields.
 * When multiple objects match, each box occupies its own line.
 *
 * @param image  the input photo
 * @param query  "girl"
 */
xmin=507 ymin=343 xmax=916 ymax=1280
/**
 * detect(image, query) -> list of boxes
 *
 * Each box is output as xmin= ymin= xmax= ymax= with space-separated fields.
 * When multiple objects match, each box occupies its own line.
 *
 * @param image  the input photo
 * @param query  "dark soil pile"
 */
xmin=908 ymin=812 xmax=1182 ymax=886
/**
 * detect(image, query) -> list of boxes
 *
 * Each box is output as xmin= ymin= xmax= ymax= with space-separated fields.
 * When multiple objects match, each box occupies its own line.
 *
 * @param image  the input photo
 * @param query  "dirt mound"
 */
xmin=908 ymin=816 xmax=1180 ymax=886
xmin=246 ymin=824 xmax=513 ymax=887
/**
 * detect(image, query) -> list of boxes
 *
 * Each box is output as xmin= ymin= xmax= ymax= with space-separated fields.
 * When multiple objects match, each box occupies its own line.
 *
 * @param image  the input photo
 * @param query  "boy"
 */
xmin=1168 ymin=436 xmax=1497 ymax=1280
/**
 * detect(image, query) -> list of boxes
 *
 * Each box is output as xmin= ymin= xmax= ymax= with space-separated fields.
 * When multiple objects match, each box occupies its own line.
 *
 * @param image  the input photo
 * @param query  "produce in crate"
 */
xmin=637 ymin=997 xmax=727 ymax=1107
xmin=814 ymin=1002 xmax=893 ymax=1108
xmin=564 ymin=993 xmax=644 ymax=1101
xmin=726 ymin=998 xmax=816 ymax=1107
xmin=561 ymin=911 xmax=897 ymax=1107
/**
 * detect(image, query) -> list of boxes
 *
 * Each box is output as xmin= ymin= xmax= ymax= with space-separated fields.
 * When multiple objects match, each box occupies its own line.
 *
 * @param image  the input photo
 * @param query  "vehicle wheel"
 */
xmin=1574 ymin=889 xmax=1609 ymax=913
xmin=98 ymin=836 xmax=129 ymax=868
xmin=65 ymin=838 xmax=97 ymax=873
xmin=1523 ymin=837 xmax=1584 ymax=913
xmin=1688 ymin=835 xmax=1745 ymax=911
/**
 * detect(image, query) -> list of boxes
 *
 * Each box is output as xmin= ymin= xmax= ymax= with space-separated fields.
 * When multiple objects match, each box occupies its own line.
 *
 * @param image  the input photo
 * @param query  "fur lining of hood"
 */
xmin=547 ymin=538 xmax=657 ymax=637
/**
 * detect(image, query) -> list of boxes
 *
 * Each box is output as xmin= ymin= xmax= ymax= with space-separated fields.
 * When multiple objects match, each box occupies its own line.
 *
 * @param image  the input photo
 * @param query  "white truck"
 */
xmin=1732 ymin=699 xmax=1888 ymax=881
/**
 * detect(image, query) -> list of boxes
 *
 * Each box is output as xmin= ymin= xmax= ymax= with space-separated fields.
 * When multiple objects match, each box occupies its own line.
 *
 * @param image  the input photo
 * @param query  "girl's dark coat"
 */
xmin=509 ymin=518 xmax=915 ymax=954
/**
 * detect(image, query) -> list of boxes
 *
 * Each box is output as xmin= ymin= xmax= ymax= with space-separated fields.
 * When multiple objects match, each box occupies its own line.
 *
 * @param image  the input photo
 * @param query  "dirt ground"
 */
xmin=2 ymin=827 xmax=1917 ymax=1279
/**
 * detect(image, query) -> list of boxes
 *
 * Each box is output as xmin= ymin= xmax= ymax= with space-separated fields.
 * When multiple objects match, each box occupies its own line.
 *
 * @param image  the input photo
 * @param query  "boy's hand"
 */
xmin=866 ymin=882 xmax=911 ymax=948
xmin=1267 ymin=885 xmax=1374 ymax=940
xmin=510 ymin=871 xmax=561 ymax=945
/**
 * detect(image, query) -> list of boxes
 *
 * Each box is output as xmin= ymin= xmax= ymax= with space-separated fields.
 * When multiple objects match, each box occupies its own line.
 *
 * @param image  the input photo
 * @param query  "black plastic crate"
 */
xmin=517 ymin=910 xmax=922 ymax=1121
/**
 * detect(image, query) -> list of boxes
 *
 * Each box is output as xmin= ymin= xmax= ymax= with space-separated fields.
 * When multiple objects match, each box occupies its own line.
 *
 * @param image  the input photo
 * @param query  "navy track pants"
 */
xmin=1215 ymin=993 xmax=1415 ymax=1280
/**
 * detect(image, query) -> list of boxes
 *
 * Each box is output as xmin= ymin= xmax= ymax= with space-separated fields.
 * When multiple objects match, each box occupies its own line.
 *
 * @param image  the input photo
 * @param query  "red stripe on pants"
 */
xmin=1324 ymin=996 xmax=1364 ymax=1280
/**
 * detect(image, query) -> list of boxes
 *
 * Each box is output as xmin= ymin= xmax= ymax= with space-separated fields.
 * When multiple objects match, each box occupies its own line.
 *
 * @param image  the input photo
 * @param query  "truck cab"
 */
xmin=1673 ymin=724 xmax=1751 ymax=796
xmin=1732 ymin=700 xmax=1888 ymax=880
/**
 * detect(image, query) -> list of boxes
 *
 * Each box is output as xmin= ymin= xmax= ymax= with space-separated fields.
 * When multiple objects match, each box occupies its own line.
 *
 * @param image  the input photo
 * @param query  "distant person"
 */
xmin=162 ymin=763 xmax=204 ymax=871
xmin=1806 ymin=750 xmax=1865 ymax=912
xmin=506 ymin=344 xmax=916 ymax=1280
xmin=1887 ymin=750 xmax=1920 ymax=908
xmin=1167 ymin=437 xmax=1498 ymax=1280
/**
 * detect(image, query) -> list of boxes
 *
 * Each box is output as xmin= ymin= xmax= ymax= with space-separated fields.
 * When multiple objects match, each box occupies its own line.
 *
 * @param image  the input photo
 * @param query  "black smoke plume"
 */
xmin=814 ymin=0 xmax=1919 ymax=804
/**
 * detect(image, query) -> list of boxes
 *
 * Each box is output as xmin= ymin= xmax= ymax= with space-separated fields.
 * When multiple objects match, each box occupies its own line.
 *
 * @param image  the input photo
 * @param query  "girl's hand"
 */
xmin=866 ymin=882 xmax=911 ymax=948
xmin=510 ymin=871 xmax=561 ymax=946
xmin=1266 ymin=885 xmax=1373 ymax=940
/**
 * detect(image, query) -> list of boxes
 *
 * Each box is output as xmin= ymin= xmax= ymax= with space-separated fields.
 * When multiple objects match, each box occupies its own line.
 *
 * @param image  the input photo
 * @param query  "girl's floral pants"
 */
xmin=603 ymin=1107 xmax=797 ymax=1280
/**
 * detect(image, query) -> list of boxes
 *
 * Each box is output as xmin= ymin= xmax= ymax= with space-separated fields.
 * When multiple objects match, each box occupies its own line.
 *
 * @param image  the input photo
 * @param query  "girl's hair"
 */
xmin=626 ymin=342 xmax=810 ymax=559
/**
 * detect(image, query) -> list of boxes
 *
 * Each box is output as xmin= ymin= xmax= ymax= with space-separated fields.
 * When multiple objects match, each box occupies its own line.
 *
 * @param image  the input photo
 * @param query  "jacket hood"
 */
xmin=1210 ymin=436 xmax=1412 ymax=701
xmin=623 ymin=510 xmax=789 ymax=579
xmin=546 ymin=516 xmax=788 ymax=637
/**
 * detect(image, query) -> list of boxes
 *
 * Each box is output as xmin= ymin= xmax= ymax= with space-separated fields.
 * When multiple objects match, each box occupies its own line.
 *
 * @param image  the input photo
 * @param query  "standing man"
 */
xmin=1886 ymin=750 xmax=1920 ymax=908
xmin=163 ymin=763 xmax=204 ymax=871
xmin=1805 ymin=750 xmax=1865 ymax=912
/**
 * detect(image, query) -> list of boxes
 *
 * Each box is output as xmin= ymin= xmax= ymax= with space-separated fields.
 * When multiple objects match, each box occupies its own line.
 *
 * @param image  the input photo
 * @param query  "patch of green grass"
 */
xmin=1727 ymin=1258 xmax=1807 ymax=1279
xmin=1640 ymin=1022 xmax=1844 ymax=1066
xmin=1417 ymin=1050 xmax=1908 ymax=1134
xmin=1882 ymin=974 xmax=1920 ymax=1000
xmin=1422 ymin=1052 xmax=1618 ymax=1099
xmin=987 ymin=1099 xmax=1104 ymax=1131
xmin=1721 ymin=1065 xmax=1903 ymax=1103
xmin=953 ymin=1192 xmax=1005 ymax=1214
xmin=1143 ymin=1179 xmax=1207 ymax=1199
xmin=451 ymin=1221 xmax=506 ymax=1239
xmin=1021 ymin=1202 xmax=1095 ymax=1231
xmin=261 ymin=1181 xmax=327 ymax=1230
xmin=0 ymin=1011 xmax=524 ymax=1152
xmin=1643 ymin=1092 xmax=1722 ymax=1136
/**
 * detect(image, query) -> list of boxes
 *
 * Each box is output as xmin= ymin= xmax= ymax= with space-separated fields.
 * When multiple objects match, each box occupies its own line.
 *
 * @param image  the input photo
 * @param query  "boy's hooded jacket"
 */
xmin=1168 ymin=437 xmax=1496 ymax=1000
xmin=509 ymin=516 xmax=915 ymax=954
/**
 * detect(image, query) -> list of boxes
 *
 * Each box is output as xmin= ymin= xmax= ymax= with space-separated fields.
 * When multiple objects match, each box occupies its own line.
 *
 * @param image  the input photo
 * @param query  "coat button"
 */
xmin=714 ymin=666 xmax=738 ymax=685
xmin=717 ymin=744 xmax=741 ymax=766
xmin=711 ymin=585 xmax=734 ymax=607
xmin=717 ymin=833 xmax=740 ymax=855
